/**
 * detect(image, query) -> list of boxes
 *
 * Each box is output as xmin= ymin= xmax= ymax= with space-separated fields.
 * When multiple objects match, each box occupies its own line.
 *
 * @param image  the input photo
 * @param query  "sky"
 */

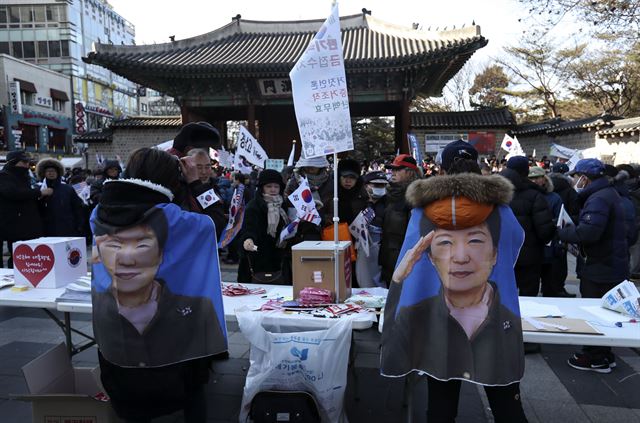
xmin=106 ymin=0 xmax=533 ymax=66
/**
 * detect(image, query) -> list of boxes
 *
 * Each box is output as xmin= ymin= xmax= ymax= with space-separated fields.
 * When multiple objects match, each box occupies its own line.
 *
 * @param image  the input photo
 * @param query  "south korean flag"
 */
xmin=196 ymin=188 xmax=220 ymax=209
xmin=349 ymin=208 xmax=374 ymax=257
xmin=288 ymin=177 xmax=321 ymax=226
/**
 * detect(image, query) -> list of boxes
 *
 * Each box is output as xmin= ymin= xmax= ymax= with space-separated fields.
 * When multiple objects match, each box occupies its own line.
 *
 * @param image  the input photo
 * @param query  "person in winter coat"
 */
xmin=559 ymin=159 xmax=630 ymax=373
xmin=90 ymin=159 xmax=121 ymax=207
xmin=356 ymin=171 xmax=388 ymax=287
xmin=323 ymin=158 xmax=368 ymax=225
xmin=528 ymin=166 xmax=569 ymax=297
xmin=36 ymin=158 xmax=85 ymax=237
xmin=500 ymin=156 xmax=555 ymax=297
xmin=379 ymin=154 xmax=421 ymax=286
xmin=0 ymin=150 xmax=51 ymax=267
xmin=238 ymin=169 xmax=291 ymax=284
xmin=618 ymin=164 xmax=640 ymax=279
xmin=605 ymin=166 xmax=639 ymax=249
xmin=284 ymin=155 xmax=332 ymax=243
xmin=184 ymin=148 xmax=226 ymax=237
xmin=93 ymin=148 xmax=226 ymax=423
xmin=549 ymin=162 xmax=579 ymax=222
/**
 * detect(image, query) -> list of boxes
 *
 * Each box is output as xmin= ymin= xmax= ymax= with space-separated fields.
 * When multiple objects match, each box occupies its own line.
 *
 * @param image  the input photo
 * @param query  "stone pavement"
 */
xmin=0 ymin=257 xmax=639 ymax=422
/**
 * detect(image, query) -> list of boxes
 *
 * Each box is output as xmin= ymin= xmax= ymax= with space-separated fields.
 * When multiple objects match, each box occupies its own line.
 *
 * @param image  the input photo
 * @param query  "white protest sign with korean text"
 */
xmin=289 ymin=4 xmax=353 ymax=159
xmin=237 ymin=126 xmax=268 ymax=168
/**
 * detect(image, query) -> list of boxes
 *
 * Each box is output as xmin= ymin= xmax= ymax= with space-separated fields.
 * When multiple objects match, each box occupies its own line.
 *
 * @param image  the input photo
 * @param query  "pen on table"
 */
xmin=614 ymin=319 xmax=638 ymax=327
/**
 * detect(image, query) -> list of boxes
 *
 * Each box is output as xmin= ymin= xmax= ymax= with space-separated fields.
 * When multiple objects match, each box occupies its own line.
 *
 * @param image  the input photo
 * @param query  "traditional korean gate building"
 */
xmin=84 ymin=11 xmax=487 ymax=158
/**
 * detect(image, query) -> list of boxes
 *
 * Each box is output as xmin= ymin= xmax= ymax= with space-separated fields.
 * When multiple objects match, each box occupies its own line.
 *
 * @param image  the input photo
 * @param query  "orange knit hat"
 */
xmin=424 ymin=196 xmax=494 ymax=230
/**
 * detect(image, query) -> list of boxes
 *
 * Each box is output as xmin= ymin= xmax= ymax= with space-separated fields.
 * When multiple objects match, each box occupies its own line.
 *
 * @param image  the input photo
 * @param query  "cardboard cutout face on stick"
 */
xmin=381 ymin=205 xmax=525 ymax=386
xmin=91 ymin=204 xmax=227 ymax=368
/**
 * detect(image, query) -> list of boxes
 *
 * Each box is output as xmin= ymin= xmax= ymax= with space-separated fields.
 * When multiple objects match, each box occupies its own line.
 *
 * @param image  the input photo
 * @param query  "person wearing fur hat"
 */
xmin=500 ymin=156 xmax=555 ymax=297
xmin=381 ymin=172 xmax=527 ymax=422
xmin=0 ymin=150 xmax=51 ymax=267
xmin=36 ymin=158 xmax=85 ymax=237
xmin=91 ymin=150 xmax=227 ymax=422
xmin=237 ymin=169 xmax=291 ymax=284
xmin=90 ymin=159 xmax=121 ymax=207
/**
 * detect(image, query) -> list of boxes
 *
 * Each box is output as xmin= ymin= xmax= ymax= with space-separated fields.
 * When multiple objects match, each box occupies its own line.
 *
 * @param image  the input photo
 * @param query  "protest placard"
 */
xmin=237 ymin=125 xmax=268 ymax=168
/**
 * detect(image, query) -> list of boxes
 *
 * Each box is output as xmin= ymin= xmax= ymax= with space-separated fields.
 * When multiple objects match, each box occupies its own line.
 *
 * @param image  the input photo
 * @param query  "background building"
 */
xmin=0 ymin=53 xmax=72 ymax=152
xmin=0 ymin=0 xmax=140 ymax=150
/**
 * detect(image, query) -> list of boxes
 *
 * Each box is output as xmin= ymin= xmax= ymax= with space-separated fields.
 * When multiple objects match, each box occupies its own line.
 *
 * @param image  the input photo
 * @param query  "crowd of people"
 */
xmin=1 ymin=127 xmax=639 ymax=421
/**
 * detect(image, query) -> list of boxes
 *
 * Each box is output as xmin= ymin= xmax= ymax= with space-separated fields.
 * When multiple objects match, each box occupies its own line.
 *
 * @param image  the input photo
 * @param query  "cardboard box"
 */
xmin=14 ymin=343 xmax=122 ymax=423
xmin=291 ymin=241 xmax=352 ymax=302
xmin=13 ymin=237 xmax=87 ymax=288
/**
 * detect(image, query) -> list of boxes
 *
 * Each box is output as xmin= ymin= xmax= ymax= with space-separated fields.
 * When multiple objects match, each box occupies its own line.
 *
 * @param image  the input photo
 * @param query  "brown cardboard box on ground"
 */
xmin=291 ymin=241 xmax=352 ymax=302
xmin=13 ymin=343 xmax=122 ymax=423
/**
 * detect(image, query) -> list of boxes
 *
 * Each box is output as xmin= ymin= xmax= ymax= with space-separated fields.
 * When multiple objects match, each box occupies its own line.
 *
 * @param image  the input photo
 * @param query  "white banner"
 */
xmin=288 ymin=177 xmax=321 ymax=225
xmin=289 ymin=4 xmax=353 ymax=159
xmin=237 ymin=126 xmax=268 ymax=168
xmin=9 ymin=81 xmax=22 ymax=115
xmin=550 ymin=143 xmax=577 ymax=160
xmin=566 ymin=150 xmax=583 ymax=171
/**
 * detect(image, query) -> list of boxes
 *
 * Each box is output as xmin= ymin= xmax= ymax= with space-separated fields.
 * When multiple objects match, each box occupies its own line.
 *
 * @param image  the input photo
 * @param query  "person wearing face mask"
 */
xmin=0 ymin=150 xmax=51 ymax=268
xmin=355 ymin=171 xmax=389 ymax=287
xmin=559 ymin=159 xmax=630 ymax=373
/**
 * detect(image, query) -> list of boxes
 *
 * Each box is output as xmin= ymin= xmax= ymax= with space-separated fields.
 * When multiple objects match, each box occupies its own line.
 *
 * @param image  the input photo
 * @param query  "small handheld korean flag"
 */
xmin=288 ymin=177 xmax=321 ymax=225
xmin=196 ymin=188 xmax=220 ymax=209
xmin=349 ymin=207 xmax=375 ymax=257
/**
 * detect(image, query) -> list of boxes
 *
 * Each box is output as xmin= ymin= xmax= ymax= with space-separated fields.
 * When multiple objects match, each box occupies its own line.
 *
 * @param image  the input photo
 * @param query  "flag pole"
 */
xmin=333 ymin=151 xmax=340 ymax=303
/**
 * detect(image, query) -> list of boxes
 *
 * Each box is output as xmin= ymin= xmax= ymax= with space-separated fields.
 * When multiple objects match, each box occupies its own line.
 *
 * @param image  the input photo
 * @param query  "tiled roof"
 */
xmin=511 ymin=118 xmax=564 ymax=136
xmin=84 ymin=14 xmax=486 ymax=77
xmin=410 ymin=108 xmax=516 ymax=129
xmin=73 ymin=128 xmax=113 ymax=143
xmin=110 ymin=116 xmax=182 ymax=128
xmin=597 ymin=116 xmax=640 ymax=137
xmin=546 ymin=115 xmax=614 ymax=135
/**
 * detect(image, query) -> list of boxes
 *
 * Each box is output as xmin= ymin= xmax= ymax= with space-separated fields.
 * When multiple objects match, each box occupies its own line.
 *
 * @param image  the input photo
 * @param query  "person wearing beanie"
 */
xmin=89 ymin=159 xmax=121 ymax=207
xmin=35 ymin=158 xmax=85 ymax=237
xmin=500 ymin=157 xmax=555 ymax=298
xmin=379 ymin=153 xmax=422 ymax=286
xmin=237 ymin=169 xmax=291 ymax=284
xmin=0 ymin=150 xmax=51 ymax=267
xmin=91 ymin=154 xmax=227 ymax=422
xmin=439 ymin=139 xmax=480 ymax=174
xmin=381 ymin=172 xmax=528 ymax=422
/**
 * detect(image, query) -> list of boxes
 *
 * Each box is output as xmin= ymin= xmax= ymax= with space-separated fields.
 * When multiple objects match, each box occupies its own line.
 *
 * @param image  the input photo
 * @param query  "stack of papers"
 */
xmin=55 ymin=276 xmax=92 ymax=303
xmin=519 ymin=300 xmax=565 ymax=318
xmin=601 ymin=280 xmax=640 ymax=318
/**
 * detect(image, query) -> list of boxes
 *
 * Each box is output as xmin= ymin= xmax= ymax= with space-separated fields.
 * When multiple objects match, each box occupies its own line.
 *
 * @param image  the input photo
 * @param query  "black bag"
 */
xmin=249 ymin=390 xmax=321 ymax=423
xmin=248 ymin=255 xmax=284 ymax=284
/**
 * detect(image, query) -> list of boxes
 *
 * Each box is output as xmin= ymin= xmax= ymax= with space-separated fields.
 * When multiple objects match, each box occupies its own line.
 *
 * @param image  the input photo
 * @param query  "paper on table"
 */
xmin=519 ymin=300 xmax=565 ymax=317
xmin=581 ymin=305 xmax=626 ymax=323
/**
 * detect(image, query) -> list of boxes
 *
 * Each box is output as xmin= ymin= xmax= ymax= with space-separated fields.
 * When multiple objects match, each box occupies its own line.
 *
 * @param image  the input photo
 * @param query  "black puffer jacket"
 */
xmin=549 ymin=172 xmax=579 ymax=222
xmin=379 ymin=182 xmax=413 ymax=285
xmin=500 ymin=168 xmax=555 ymax=266
xmin=0 ymin=163 xmax=44 ymax=241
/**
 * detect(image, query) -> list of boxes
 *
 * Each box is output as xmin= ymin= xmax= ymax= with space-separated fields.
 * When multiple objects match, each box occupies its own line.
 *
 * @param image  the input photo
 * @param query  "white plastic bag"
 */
xmin=237 ymin=310 xmax=353 ymax=423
